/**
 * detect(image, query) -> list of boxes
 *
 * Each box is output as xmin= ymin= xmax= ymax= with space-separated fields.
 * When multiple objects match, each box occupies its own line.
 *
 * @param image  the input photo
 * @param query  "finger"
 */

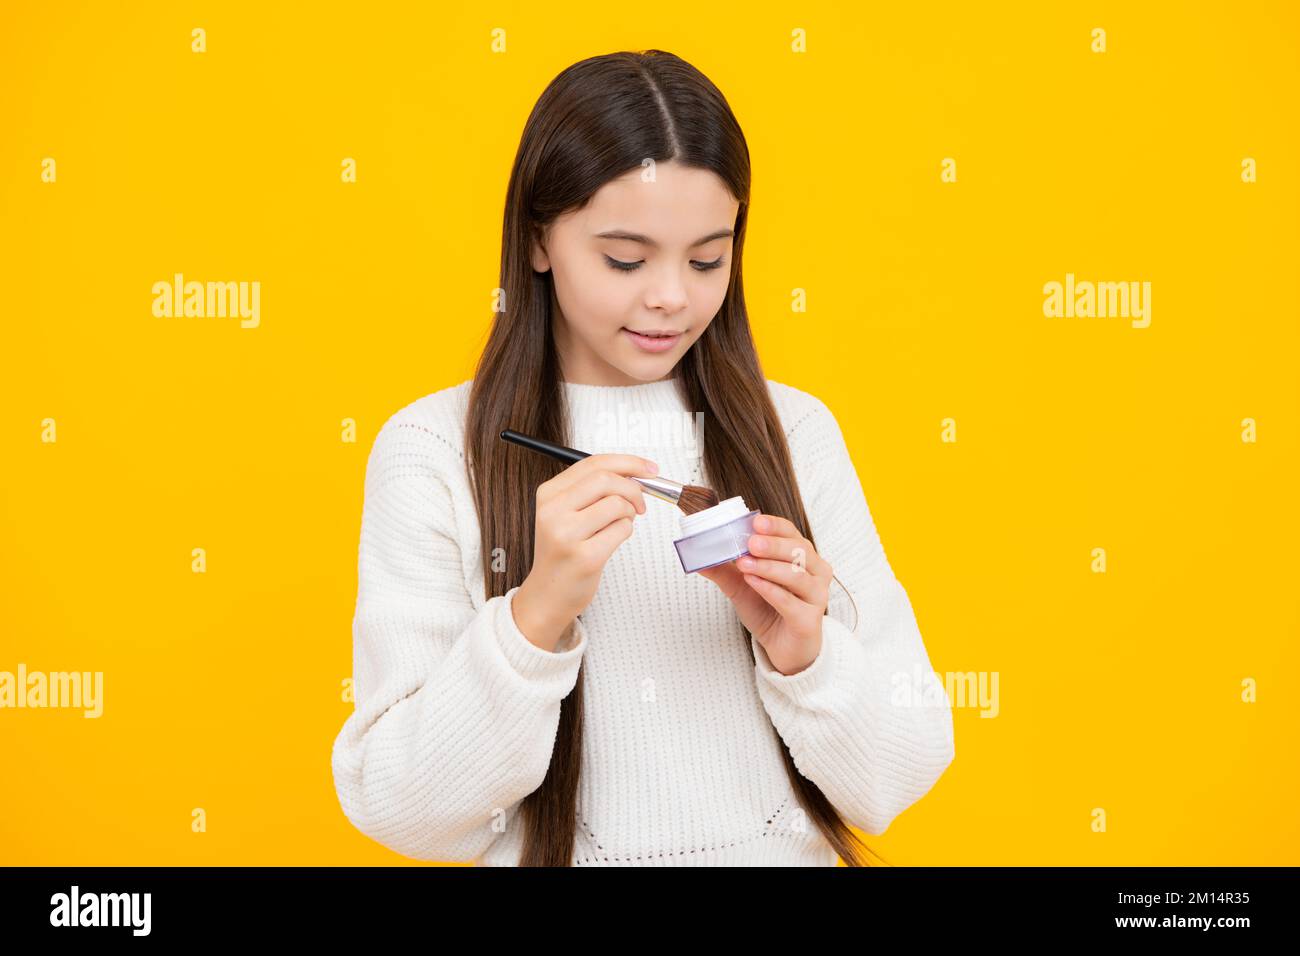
xmin=569 ymin=494 xmax=640 ymax=541
xmin=697 ymin=559 xmax=747 ymax=599
xmin=585 ymin=512 xmax=635 ymax=555
xmin=753 ymin=513 xmax=803 ymax=540
xmin=736 ymin=555 xmax=826 ymax=604
xmin=746 ymin=531 xmax=828 ymax=577
xmin=559 ymin=470 xmax=647 ymax=514
xmin=742 ymin=573 xmax=813 ymax=619
xmin=548 ymin=453 xmax=658 ymax=496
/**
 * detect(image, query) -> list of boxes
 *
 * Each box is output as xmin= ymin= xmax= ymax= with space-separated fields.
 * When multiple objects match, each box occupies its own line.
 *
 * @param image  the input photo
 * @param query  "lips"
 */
xmin=623 ymin=327 xmax=683 ymax=353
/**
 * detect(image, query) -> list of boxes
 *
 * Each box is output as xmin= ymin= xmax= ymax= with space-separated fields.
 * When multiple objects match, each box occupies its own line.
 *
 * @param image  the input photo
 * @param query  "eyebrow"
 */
xmin=594 ymin=228 xmax=734 ymax=249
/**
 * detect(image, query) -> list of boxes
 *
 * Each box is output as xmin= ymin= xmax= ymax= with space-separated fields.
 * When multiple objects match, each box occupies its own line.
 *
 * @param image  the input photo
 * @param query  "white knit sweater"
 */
xmin=330 ymin=376 xmax=955 ymax=865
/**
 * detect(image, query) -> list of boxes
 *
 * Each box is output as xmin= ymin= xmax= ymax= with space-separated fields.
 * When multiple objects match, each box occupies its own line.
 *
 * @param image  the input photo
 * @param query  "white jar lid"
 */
xmin=678 ymin=495 xmax=750 ymax=536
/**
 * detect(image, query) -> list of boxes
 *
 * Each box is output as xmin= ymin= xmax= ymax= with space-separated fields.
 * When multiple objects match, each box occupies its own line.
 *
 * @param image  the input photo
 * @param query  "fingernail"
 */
xmin=644 ymin=459 xmax=658 ymax=474
xmin=754 ymin=515 xmax=767 ymax=530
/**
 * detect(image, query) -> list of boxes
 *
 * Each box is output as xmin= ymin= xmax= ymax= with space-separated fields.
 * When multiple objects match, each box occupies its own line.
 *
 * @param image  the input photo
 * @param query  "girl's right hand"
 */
xmin=512 ymin=453 xmax=658 ymax=651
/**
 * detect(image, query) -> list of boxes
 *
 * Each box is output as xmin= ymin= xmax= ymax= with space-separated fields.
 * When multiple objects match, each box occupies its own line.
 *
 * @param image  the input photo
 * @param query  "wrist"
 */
xmin=512 ymin=582 xmax=574 ymax=653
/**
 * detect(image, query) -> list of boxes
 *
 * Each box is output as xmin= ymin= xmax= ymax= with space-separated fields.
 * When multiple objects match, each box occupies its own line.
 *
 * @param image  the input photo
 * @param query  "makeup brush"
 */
xmin=500 ymin=428 xmax=721 ymax=515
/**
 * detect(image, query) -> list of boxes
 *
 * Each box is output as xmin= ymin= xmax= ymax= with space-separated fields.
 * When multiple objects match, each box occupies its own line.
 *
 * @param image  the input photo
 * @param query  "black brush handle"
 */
xmin=500 ymin=429 xmax=590 ymax=466
xmin=501 ymin=427 xmax=681 ymax=507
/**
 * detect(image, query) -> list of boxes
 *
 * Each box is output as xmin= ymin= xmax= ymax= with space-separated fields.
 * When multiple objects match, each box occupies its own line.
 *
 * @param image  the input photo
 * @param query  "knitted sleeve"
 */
xmin=748 ymin=396 xmax=955 ymax=835
xmin=330 ymin=415 xmax=588 ymax=862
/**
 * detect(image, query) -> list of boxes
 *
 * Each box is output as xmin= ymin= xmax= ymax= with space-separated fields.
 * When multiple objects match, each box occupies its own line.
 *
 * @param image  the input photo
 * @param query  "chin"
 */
xmin=620 ymin=366 xmax=669 ymax=383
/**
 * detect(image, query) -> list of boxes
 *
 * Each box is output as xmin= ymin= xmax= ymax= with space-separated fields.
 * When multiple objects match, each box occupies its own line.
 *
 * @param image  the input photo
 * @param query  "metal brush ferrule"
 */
xmin=632 ymin=475 xmax=683 ymax=505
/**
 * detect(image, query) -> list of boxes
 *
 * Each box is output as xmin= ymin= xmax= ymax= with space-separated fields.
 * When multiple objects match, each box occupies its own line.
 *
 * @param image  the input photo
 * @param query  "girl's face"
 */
xmin=531 ymin=159 xmax=740 ymax=387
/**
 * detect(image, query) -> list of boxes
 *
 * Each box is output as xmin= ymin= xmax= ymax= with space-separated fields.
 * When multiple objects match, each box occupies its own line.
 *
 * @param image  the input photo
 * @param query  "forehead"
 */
xmin=580 ymin=163 xmax=738 ymax=240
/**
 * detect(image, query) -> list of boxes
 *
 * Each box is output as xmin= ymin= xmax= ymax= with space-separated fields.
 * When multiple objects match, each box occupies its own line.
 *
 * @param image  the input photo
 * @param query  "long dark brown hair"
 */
xmin=464 ymin=49 xmax=887 ymax=867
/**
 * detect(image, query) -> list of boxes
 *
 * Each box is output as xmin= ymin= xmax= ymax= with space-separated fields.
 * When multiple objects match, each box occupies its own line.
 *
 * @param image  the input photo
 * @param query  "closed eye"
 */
xmin=604 ymin=255 xmax=726 ymax=273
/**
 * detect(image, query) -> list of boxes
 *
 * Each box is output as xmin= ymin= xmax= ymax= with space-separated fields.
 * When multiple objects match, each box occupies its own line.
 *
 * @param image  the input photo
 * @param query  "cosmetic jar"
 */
xmin=673 ymin=496 xmax=760 ymax=573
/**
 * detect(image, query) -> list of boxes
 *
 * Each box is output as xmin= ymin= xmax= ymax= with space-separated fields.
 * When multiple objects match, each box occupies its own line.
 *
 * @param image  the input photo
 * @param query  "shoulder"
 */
xmin=763 ymin=380 xmax=859 ymax=517
xmin=764 ymin=378 xmax=840 ymax=442
xmin=378 ymin=378 xmax=473 ymax=456
xmin=363 ymin=379 xmax=473 ymax=495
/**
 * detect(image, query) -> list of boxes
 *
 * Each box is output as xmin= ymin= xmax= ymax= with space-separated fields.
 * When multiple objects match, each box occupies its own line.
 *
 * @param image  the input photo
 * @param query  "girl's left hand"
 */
xmin=696 ymin=513 xmax=831 ymax=675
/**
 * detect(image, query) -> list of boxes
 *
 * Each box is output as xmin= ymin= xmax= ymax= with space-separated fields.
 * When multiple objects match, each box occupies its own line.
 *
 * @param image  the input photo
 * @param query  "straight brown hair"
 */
xmin=464 ymin=49 xmax=887 ymax=867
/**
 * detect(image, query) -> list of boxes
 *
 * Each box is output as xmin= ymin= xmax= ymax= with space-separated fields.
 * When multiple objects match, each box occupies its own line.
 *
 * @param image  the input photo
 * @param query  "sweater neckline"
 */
xmin=561 ymin=376 xmax=684 ymax=412
xmin=560 ymin=376 xmax=689 ymax=432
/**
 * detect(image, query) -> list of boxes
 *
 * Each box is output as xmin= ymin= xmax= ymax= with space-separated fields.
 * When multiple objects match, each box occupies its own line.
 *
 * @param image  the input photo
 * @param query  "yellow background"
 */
xmin=1 ymin=1 xmax=1296 ymax=865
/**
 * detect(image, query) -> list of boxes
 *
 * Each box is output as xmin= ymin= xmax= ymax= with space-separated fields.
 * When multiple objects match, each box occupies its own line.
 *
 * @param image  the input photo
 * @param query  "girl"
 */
xmin=331 ymin=49 xmax=955 ymax=867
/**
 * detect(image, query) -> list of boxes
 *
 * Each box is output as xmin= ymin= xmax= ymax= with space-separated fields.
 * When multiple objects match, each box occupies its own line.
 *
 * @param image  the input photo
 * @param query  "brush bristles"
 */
xmin=677 ymin=484 xmax=720 ymax=515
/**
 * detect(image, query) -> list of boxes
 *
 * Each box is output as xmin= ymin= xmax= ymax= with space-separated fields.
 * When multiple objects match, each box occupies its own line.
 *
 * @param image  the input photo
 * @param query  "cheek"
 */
xmin=692 ymin=275 xmax=730 ymax=321
xmin=554 ymin=260 xmax=630 ymax=327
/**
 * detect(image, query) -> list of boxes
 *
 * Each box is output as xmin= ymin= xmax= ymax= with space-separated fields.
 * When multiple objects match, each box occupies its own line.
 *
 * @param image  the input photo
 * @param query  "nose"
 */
xmin=644 ymin=264 xmax=690 ymax=314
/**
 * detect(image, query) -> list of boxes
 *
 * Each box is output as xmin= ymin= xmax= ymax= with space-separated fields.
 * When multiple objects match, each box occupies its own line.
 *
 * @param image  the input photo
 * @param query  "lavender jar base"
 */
xmin=673 ymin=505 xmax=759 ymax=574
